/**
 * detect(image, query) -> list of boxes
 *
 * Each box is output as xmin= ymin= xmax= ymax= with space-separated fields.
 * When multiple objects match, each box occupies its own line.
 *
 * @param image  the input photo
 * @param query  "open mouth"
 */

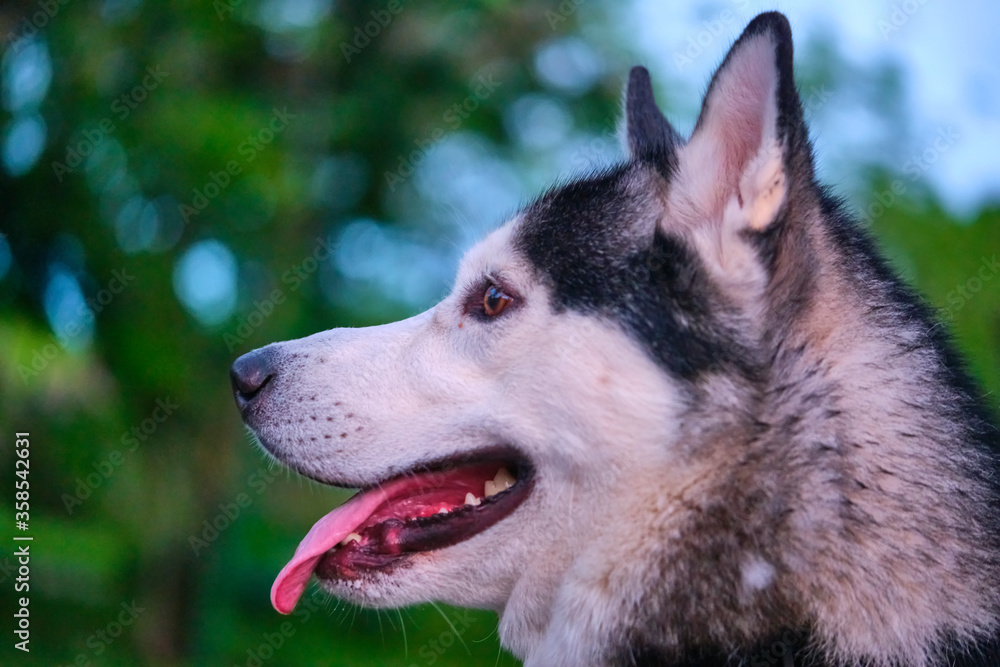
xmin=271 ymin=450 xmax=534 ymax=614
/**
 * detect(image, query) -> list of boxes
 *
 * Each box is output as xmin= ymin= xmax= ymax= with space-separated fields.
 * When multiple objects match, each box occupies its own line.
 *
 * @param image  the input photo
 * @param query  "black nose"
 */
xmin=230 ymin=348 xmax=276 ymax=411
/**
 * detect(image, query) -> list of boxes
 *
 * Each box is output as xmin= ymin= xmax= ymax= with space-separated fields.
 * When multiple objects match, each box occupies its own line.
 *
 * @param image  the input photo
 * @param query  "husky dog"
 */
xmin=231 ymin=12 xmax=1000 ymax=666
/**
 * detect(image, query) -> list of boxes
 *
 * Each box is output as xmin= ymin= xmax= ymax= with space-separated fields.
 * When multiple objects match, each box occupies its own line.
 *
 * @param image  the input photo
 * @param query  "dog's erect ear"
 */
xmin=625 ymin=66 xmax=681 ymax=172
xmin=676 ymin=12 xmax=811 ymax=233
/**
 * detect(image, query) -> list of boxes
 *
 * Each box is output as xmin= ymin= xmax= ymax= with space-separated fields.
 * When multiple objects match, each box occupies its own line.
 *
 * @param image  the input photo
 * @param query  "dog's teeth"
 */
xmin=485 ymin=468 xmax=516 ymax=497
xmin=484 ymin=467 xmax=516 ymax=498
xmin=340 ymin=532 xmax=362 ymax=546
xmin=464 ymin=492 xmax=481 ymax=507
xmin=437 ymin=508 xmax=448 ymax=514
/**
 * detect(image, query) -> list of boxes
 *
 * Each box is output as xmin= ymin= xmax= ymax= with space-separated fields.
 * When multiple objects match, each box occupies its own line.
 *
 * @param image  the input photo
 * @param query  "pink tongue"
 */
xmin=271 ymin=487 xmax=390 ymax=614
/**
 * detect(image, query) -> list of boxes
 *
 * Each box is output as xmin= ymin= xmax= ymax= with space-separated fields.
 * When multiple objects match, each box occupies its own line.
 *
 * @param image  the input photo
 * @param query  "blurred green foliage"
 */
xmin=0 ymin=1 xmax=997 ymax=666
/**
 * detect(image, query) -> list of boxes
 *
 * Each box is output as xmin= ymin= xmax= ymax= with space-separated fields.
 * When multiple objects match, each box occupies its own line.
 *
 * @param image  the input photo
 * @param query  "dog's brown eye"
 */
xmin=483 ymin=285 xmax=513 ymax=317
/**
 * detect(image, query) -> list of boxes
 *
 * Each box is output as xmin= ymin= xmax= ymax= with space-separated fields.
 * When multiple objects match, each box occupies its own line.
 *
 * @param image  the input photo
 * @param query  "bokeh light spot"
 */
xmin=534 ymin=37 xmax=604 ymax=96
xmin=43 ymin=264 xmax=94 ymax=352
xmin=1 ymin=113 xmax=46 ymax=176
xmin=173 ymin=240 xmax=238 ymax=326
xmin=0 ymin=234 xmax=12 ymax=281
xmin=2 ymin=38 xmax=52 ymax=113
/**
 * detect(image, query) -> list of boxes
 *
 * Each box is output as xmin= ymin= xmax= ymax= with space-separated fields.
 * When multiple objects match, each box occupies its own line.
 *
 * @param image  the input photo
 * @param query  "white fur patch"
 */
xmin=741 ymin=556 xmax=776 ymax=593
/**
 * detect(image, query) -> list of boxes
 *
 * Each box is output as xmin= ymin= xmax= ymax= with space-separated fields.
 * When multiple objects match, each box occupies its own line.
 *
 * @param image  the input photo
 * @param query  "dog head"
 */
xmin=233 ymin=11 xmax=820 ymax=658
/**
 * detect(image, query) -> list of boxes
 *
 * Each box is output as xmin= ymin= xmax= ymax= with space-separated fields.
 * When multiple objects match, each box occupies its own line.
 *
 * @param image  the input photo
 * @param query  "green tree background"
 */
xmin=0 ymin=1 xmax=997 ymax=665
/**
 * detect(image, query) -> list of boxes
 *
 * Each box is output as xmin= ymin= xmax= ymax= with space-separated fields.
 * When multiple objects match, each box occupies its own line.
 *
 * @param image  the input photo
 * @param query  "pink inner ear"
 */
xmin=696 ymin=35 xmax=777 ymax=213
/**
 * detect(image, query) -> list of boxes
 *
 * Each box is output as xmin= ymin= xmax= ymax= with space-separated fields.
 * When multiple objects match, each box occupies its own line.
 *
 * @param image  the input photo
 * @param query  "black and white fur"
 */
xmin=233 ymin=13 xmax=1000 ymax=666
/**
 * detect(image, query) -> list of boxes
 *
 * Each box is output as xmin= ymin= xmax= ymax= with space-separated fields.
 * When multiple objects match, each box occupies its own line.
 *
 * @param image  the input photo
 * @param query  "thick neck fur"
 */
xmin=638 ymin=202 xmax=999 ymax=666
xmin=754 ymin=198 xmax=1000 ymax=665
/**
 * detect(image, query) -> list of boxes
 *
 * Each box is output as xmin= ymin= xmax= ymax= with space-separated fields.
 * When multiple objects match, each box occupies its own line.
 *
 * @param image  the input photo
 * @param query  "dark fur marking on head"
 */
xmin=514 ymin=165 xmax=756 ymax=382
